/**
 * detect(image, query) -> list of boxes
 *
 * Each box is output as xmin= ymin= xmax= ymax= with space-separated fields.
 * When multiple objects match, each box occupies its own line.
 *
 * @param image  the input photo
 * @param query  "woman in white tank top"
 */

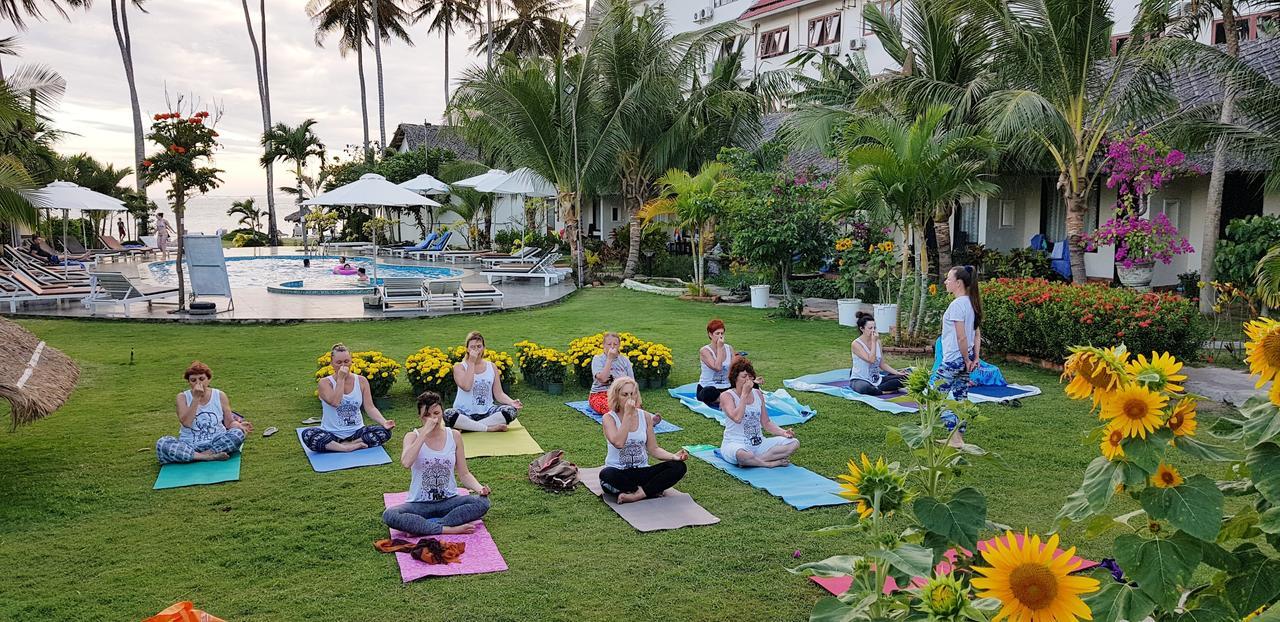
xmin=848 ymin=312 xmax=907 ymax=396
xmin=156 ymin=361 xmax=253 ymax=464
xmin=382 ymin=391 xmax=492 ymax=536
xmin=718 ymin=358 xmax=798 ymax=467
xmin=445 ymin=331 xmax=523 ymax=432
xmin=600 ymin=378 xmax=689 ymax=503
xmin=304 ymin=344 xmax=396 ymax=453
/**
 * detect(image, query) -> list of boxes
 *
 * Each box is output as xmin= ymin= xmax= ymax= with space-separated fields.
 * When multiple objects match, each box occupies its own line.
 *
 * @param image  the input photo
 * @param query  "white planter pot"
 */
xmin=1117 ymin=261 xmax=1155 ymax=292
xmin=837 ymin=298 xmax=862 ymax=327
xmin=873 ymin=303 xmax=899 ymax=334
xmin=750 ymin=284 xmax=771 ymax=309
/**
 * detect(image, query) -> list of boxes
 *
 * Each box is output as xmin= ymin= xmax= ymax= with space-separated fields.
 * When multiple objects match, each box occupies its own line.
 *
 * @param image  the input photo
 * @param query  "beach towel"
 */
xmin=783 ymin=369 xmax=1041 ymax=413
xmin=296 ymin=428 xmax=392 ymax=472
xmin=666 ymin=383 xmax=817 ymax=426
xmin=462 ymin=420 xmax=544 ymax=458
xmin=565 ymin=401 xmax=682 ymax=434
xmin=579 ymin=466 xmax=719 ymax=532
xmin=153 ymin=454 xmax=241 ymax=490
xmin=684 ymin=444 xmax=848 ymax=510
xmin=383 ymin=491 xmax=508 ymax=581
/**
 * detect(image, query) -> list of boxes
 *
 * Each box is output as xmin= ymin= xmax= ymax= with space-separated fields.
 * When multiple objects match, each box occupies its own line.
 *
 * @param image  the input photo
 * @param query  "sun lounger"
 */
xmin=0 ymin=269 xmax=91 ymax=311
xmin=386 ymin=232 xmax=439 ymax=258
xmin=479 ymin=247 xmax=539 ymax=268
xmin=87 ymin=271 xmax=179 ymax=317
xmin=407 ymin=231 xmax=453 ymax=261
xmin=481 ymin=252 xmax=564 ymax=286
xmin=1 ymin=253 xmax=89 ymax=286
xmin=61 ymin=235 xmax=121 ymax=261
xmin=457 ymin=283 xmax=504 ymax=310
xmin=425 ymin=279 xmax=463 ymax=311
xmin=100 ymin=235 xmax=157 ymax=259
xmin=379 ymin=277 xmax=430 ymax=313
xmin=441 ymin=249 xmax=492 ymax=264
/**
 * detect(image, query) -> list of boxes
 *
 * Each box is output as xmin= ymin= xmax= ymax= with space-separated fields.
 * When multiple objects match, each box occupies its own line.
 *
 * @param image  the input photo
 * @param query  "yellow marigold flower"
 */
xmin=1125 ymin=352 xmax=1186 ymax=393
xmin=972 ymin=531 xmax=1099 ymax=622
xmin=1150 ymin=463 xmax=1184 ymax=488
xmin=1100 ymin=385 xmax=1167 ymax=439
xmin=1245 ymin=318 xmax=1280 ymax=389
xmin=1166 ymin=398 xmax=1197 ymax=437
xmin=1100 ymin=425 xmax=1125 ymax=461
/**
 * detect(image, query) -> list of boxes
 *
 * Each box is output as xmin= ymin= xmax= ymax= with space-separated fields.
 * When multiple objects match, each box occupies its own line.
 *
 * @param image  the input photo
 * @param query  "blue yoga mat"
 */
xmin=154 ymin=454 xmax=242 ymax=490
xmin=296 ymin=427 xmax=392 ymax=472
xmin=666 ymin=383 xmax=817 ymax=427
xmin=684 ymin=444 xmax=849 ymax=510
xmin=565 ymin=401 xmax=682 ymax=433
xmin=783 ymin=369 xmax=1041 ymax=413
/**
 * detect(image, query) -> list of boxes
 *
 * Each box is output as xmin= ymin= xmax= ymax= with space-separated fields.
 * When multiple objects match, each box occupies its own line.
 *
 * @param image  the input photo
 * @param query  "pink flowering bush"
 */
xmin=1085 ymin=213 xmax=1195 ymax=268
xmin=1102 ymin=132 xmax=1200 ymax=216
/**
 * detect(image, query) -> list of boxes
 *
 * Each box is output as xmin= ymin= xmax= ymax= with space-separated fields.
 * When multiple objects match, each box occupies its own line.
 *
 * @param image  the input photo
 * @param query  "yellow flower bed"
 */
xmin=515 ymin=339 xmax=569 ymax=388
xmin=566 ymin=332 xmax=674 ymax=388
xmin=315 ymin=350 xmax=401 ymax=398
xmin=404 ymin=344 xmax=517 ymax=398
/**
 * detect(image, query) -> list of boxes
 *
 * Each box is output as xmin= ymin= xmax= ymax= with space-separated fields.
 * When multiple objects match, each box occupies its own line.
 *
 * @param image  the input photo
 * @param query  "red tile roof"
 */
xmin=739 ymin=0 xmax=812 ymax=20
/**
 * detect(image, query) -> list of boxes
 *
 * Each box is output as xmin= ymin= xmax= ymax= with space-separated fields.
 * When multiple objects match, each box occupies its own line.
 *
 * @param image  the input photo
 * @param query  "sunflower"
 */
xmin=1166 ymin=398 xmax=1198 ymax=437
xmin=1150 ymin=463 xmax=1184 ymax=488
xmin=973 ymin=531 xmax=1100 ymax=622
xmin=916 ymin=573 xmax=967 ymax=618
xmin=1124 ymin=352 xmax=1186 ymax=393
xmin=836 ymin=454 xmax=907 ymax=520
xmin=1099 ymin=385 xmax=1167 ymax=439
xmin=1246 ymin=318 xmax=1280 ymax=388
xmin=1099 ymin=426 xmax=1125 ymax=461
xmin=1062 ymin=347 xmax=1127 ymax=407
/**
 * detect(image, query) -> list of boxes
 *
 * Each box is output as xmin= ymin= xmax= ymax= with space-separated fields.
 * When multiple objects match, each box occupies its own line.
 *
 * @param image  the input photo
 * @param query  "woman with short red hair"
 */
xmin=156 ymin=361 xmax=252 ymax=464
xmin=696 ymin=319 xmax=739 ymax=407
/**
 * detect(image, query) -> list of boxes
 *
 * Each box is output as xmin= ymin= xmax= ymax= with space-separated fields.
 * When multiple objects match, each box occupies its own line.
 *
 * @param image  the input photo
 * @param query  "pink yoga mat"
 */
xmin=382 ymin=491 xmax=508 ymax=582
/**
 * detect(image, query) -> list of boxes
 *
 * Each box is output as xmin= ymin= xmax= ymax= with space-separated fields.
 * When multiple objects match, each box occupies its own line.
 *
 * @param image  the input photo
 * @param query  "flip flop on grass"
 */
xmin=301 ymin=417 xmax=322 ymax=425
xmin=263 ymin=426 xmax=279 ymax=437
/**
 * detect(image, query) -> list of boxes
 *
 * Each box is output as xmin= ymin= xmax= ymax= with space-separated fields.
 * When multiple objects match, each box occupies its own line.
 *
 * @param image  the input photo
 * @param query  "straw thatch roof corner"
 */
xmin=0 ymin=318 xmax=78 ymax=430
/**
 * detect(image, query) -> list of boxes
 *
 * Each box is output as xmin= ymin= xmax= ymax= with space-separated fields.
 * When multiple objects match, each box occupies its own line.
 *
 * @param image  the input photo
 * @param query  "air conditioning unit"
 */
xmin=693 ymin=7 xmax=712 ymax=22
xmin=848 ymin=37 xmax=867 ymax=50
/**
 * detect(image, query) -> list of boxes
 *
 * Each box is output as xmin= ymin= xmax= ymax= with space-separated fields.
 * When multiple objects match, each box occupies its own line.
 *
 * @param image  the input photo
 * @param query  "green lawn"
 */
xmin=1 ymin=288 xmax=1108 ymax=621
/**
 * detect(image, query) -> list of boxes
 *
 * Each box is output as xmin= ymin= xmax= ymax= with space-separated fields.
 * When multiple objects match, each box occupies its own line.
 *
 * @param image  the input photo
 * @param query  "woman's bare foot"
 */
xmin=330 ymin=440 xmax=369 ymax=452
xmin=441 ymin=523 xmax=477 ymax=534
xmin=616 ymin=490 xmax=647 ymax=504
xmin=486 ymin=423 xmax=508 ymax=432
xmin=192 ymin=450 xmax=229 ymax=461
xmin=764 ymin=459 xmax=790 ymax=468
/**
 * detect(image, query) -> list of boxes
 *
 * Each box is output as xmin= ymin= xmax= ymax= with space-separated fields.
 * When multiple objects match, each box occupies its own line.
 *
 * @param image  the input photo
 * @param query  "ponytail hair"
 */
xmin=950 ymin=265 xmax=983 ymax=328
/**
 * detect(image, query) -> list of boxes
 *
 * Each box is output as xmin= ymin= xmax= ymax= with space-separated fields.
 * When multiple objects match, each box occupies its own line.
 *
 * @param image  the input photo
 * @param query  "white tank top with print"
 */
xmin=721 ymin=389 xmax=764 ymax=448
xmin=320 ymin=375 xmax=364 ymax=437
xmin=407 ymin=428 xmax=459 ymax=503
xmin=453 ymin=360 xmax=497 ymax=415
xmin=604 ymin=410 xmax=650 ymax=470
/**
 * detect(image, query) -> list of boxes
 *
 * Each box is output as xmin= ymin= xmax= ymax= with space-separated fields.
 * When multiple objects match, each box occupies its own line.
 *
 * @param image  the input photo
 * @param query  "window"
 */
xmin=1040 ymin=178 xmax=1100 ymax=242
xmin=955 ymin=199 xmax=980 ymax=248
xmin=1213 ymin=10 xmax=1279 ymax=44
xmin=611 ymin=206 xmax=619 ymax=222
xmin=863 ymin=0 xmax=901 ymax=36
xmin=713 ymin=0 xmax=736 ymax=6
xmin=1156 ymin=199 xmax=1185 ymax=234
xmin=999 ymin=199 xmax=1016 ymax=229
xmin=759 ymin=27 xmax=789 ymax=58
xmin=1110 ymin=34 xmax=1130 ymax=55
xmin=808 ymin=13 xmax=841 ymax=47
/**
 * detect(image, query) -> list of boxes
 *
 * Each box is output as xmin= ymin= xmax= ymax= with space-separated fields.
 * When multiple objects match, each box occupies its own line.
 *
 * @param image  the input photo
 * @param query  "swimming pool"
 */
xmin=147 ymin=255 xmax=464 ymax=290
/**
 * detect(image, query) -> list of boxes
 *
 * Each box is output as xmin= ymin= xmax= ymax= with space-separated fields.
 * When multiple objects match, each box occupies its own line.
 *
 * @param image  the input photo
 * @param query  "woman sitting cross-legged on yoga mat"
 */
xmin=156 ymin=361 xmax=253 ymax=464
xmin=601 ymin=377 xmax=689 ymax=503
xmin=849 ymin=312 xmax=908 ymax=396
xmin=303 ymin=343 xmax=396 ymax=453
xmin=589 ymin=331 xmax=634 ymax=415
xmin=696 ymin=319 xmax=764 ymax=407
xmin=719 ymin=358 xmax=798 ymax=467
xmin=445 ymin=331 xmax=522 ymax=432
xmin=382 ymin=391 xmax=491 ymax=536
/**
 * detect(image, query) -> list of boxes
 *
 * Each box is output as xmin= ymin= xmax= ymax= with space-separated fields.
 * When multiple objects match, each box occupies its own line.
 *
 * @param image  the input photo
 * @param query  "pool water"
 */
xmin=147 ymin=255 xmax=463 ymax=290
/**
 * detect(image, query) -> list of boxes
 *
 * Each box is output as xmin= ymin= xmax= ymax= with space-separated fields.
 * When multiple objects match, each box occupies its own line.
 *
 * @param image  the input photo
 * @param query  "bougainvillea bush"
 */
xmin=982 ymin=278 xmax=1203 ymax=362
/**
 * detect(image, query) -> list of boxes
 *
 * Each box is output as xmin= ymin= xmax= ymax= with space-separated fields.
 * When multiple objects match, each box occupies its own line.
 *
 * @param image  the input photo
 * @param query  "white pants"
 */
xmin=721 ymin=436 xmax=798 ymax=465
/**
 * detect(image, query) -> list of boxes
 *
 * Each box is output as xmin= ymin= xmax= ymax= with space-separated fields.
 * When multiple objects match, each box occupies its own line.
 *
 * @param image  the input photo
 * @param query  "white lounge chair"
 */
xmin=0 ymin=269 xmax=91 ymax=312
xmin=458 ymin=283 xmax=504 ymax=310
xmin=379 ymin=277 xmax=430 ymax=313
xmin=425 ymin=279 xmax=463 ymax=311
xmin=86 ymin=271 xmax=178 ymax=317
xmin=479 ymin=246 xmax=540 ymax=268
xmin=480 ymin=252 xmax=564 ymax=287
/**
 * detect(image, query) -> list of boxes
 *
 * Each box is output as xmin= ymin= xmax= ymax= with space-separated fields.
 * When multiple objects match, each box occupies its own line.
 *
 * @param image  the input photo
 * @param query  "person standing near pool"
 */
xmin=444 ymin=331 xmax=522 ymax=432
xmin=156 ymin=361 xmax=253 ymax=464
xmin=303 ymin=343 xmax=396 ymax=453
xmin=588 ymin=332 xmax=634 ymax=415
xmin=155 ymin=211 xmax=174 ymax=258
xmin=600 ymin=377 xmax=688 ymax=503
xmin=719 ymin=358 xmax=798 ymax=468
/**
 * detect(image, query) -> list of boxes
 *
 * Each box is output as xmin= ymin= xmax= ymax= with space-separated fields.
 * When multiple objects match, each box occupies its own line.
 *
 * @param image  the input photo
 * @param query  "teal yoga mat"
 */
xmin=153 ymin=454 xmax=242 ymax=490
xmin=666 ymin=383 xmax=816 ymax=426
xmin=684 ymin=444 xmax=849 ymax=510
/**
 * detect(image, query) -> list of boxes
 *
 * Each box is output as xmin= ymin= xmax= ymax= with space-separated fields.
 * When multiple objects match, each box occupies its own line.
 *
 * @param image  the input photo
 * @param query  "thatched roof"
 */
xmin=387 ymin=123 xmax=479 ymax=160
xmin=0 ymin=318 xmax=78 ymax=430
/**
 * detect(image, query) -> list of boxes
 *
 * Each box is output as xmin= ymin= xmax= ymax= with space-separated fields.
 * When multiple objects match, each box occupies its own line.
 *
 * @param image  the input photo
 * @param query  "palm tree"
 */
xmin=227 ymin=198 xmax=264 ymax=233
xmin=413 ymin=0 xmax=481 ymax=115
xmin=262 ymin=119 xmax=326 ymax=251
xmin=109 ymin=0 xmax=147 ymax=195
xmin=438 ymin=159 xmax=491 ymax=248
xmin=979 ymin=0 xmax=1177 ymax=284
xmin=370 ymin=0 xmax=415 ymax=152
xmin=639 ymin=161 xmax=729 ymax=295
xmin=472 ymin=0 xmax=576 ymax=58
xmin=0 ymin=61 xmax=66 ymax=227
xmin=0 ymin=0 xmax=88 ymax=29
xmin=241 ymin=0 xmax=279 ymax=245
xmin=830 ymin=105 xmax=998 ymax=336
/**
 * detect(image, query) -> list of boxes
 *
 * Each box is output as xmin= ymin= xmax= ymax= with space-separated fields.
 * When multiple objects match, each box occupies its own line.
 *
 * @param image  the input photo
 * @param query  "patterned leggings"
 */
xmin=156 ymin=429 xmax=245 ymax=464
xmin=933 ymin=358 xmax=971 ymax=431
xmin=443 ymin=405 xmax=519 ymax=432
xmin=301 ymin=425 xmax=391 ymax=452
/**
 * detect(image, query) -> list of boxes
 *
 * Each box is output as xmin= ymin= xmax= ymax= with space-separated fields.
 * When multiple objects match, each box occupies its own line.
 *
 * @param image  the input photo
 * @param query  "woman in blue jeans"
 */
xmin=382 ymin=391 xmax=491 ymax=536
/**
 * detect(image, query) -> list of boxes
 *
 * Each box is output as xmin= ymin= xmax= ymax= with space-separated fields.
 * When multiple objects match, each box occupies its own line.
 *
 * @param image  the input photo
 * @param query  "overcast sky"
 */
xmin=9 ymin=0 xmax=503 ymax=202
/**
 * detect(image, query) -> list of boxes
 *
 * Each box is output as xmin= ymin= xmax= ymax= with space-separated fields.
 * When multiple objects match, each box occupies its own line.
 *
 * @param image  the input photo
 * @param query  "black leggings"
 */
xmin=600 ymin=461 xmax=687 ymax=498
xmin=695 ymin=384 xmax=726 ymax=408
xmin=848 ymin=376 xmax=904 ymax=396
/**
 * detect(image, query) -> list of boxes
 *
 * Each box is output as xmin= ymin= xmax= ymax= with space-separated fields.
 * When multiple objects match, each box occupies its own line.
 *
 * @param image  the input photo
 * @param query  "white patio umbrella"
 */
xmin=473 ymin=167 xmax=557 ymax=197
xmin=451 ymin=168 xmax=509 ymax=190
xmin=399 ymin=174 xmax=451 ymax=232
xmin=22 ymin=181 xmax=126 ymax=251
xmin=303 ymin=173 xmax=441 ymax=281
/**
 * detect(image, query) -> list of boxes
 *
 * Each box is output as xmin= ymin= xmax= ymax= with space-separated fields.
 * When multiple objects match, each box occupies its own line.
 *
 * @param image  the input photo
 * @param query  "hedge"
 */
xmin=981 ymin=278 xmax=1204 ymax=362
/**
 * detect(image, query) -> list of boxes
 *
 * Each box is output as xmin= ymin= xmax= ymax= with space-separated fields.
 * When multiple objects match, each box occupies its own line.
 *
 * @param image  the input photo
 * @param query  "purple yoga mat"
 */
xmin=383 ymin=491 xmax=508 ymax=582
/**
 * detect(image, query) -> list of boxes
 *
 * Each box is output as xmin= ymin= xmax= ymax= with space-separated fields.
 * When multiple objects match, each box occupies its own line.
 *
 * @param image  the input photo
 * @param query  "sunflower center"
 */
xmin=1168 ymin=414 xmax=1183 ymax=430
xmin=1108 ymin=430 xmax=1124 ymax=445
xmin=1009 ymin=563 xmax=1059 ymax=610
xmin=1161 ymin=471 xmax=1177 ymax=485
xmin=1264 ymin=333 xmax=1280 ymax=369
xmin=1122 ymin=399 xmax=1149 ymax=421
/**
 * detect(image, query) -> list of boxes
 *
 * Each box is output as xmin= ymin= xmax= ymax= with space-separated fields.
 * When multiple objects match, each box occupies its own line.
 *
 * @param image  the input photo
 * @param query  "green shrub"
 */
xmin=651 ymin=254 xmax=694 ymax=280
xmin=767 ymin=294 xmax=806 ymax=319
xmin=1215 ymin=215 xmax=1280 ymax=293
xmin=233 ymin=232 xmax=267 ymax=248
xmin=792 ymin=278 xmax=843 ymax=300
xmin=982 ymin=278 xmax=1204 ymax=361
xmin=494 ymin=228 xmax=521 ymax=253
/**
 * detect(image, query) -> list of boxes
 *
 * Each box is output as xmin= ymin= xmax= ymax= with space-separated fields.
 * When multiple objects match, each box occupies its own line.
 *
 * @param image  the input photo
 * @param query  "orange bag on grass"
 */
xmin=142 ymin=601 xmax=226 ymax=622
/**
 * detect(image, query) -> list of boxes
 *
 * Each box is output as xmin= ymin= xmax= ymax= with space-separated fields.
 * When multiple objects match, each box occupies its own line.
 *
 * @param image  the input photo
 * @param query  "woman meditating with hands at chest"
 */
xmin=588 ymin=332 xmax=634 ymax=415
xmin=849 ymin=312 xmax=908 ymax=396
xmin=601 ymin=377 xmax=689 ymax=504
xmin=444 ymin=331 xmax=522 ymax=432
xmin=156 ymin=361 xmax=253 ymax=464
xmin=303 ymin=343 xmax=395 ymax=453
xmin=382 ymin=391 xmax=491 ymax=536
xmin=719 ymin=358 xmax=798 ymax=467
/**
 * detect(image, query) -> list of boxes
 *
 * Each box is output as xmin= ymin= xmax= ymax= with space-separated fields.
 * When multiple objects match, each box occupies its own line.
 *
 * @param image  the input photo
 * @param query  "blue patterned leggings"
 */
xmin=301 ymin=425 xmax=391 ymax=452
xmin=156 ymin=429 xmax=245 ymax=464
xmin=933 ymin=359 xmax=971 ymax=431
xmin=382 ymin=495 xmax=491 ymax=536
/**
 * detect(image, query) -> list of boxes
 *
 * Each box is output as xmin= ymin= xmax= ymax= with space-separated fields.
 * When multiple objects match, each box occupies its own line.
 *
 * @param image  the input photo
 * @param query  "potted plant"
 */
xmin=1085 ymin=213 xmax=1194 ymax=291
xmin=834 ymin=235 xmax=866 ymax=327
xmin=860 ymin=240 xmax=900 ymax=334
xmin=544 ymin=353 xmax=567 ymax=395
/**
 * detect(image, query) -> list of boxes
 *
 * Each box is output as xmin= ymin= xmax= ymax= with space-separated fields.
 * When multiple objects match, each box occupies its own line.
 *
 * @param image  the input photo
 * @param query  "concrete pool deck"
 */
xmin=5 ymin=246 xmax=577 ymax=322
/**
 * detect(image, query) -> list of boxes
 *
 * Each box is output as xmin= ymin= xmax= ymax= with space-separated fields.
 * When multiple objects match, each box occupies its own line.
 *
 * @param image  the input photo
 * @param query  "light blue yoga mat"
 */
xmin=154 ymin=454 xmax=242 ymax=490
xmin=296 ymin=427 xmax=392 ymax=472
xmin=782 ymin=369 xmax=1042 ymax=414
xmin=666 ymin=383 xmax=817 ymax=426
xmin=684 ymin=444 xmax=849 ymax=510
xmin=565 ymin=401 xmax=682 ymax=433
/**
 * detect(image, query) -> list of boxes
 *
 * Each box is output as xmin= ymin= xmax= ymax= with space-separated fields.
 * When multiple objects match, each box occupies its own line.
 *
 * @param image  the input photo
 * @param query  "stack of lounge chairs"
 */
xmin=378 ymin=277 xmax=505 ymax=314
xmin=0 ymin=246 xmax=94 ymax=312
xmin=84 ymin=271 xmax=178 ymax=317
xmin=480 ymin=252 xmax=567 ymax=287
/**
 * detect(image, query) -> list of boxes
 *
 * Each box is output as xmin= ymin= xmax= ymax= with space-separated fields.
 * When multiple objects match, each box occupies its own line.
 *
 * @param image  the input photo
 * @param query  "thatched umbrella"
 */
xmin=0 ymin=318 xmax=79 ymax=430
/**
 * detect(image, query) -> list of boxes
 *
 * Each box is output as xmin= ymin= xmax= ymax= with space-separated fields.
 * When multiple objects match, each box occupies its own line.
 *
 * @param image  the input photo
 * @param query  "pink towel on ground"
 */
xmin=382 ymin=491 xmax=508 ymax=582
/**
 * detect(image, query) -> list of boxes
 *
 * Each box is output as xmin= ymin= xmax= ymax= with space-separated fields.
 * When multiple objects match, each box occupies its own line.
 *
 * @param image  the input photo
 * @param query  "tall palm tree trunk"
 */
xmin=1199 ymin=5 xmax=1240 ymax=314
xmin=261 ymin=0 xmax=277 ymax=246
xmin=621 ymin=166 xmax=645 ymax=278
xmin=297 ymin=164 xmax=309 ymax=251
xmin=241 ymin=0 xmax=278 ymax=246
xmin=485 ymin=0 xmax=494 ymax=69
xmin=110 ymin=0 xmax=146 ymax=194
xmin=932 ymin=201 xmax=955 ymax=280
xmin=175 ymin=183 xmax=188 ymax=311
xmin=1064 ymin=169 xmax=1089 ymax=284
xmin=373 ymin=0 xmax=387 ymax=153
xmin=356 ymin=40 xmax=373 ymax=163
xmin=443 ymin=28 xmax=451 ymax=117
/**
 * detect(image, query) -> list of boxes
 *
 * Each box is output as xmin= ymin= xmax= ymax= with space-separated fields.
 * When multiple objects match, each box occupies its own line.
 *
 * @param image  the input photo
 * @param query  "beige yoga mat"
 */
xmin=579 ymin=466 xmax=720 ymax=532
xmin=461 ymin=420 xmax=544 ymax=458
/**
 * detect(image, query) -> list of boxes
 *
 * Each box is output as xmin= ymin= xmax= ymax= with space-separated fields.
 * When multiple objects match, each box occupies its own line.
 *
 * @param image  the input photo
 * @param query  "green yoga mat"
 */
xmin=461 ymin=420 xmax=544 ymax=458
xmin=153 ymin=454 xmax=242 ymax=490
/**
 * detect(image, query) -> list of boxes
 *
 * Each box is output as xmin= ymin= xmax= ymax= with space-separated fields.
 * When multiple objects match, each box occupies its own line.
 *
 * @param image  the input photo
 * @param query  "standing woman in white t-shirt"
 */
xmin=935 ymin=266 xmax=983 ymax=402
xmin=444 ymin=331 xmax=522 ymax=432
